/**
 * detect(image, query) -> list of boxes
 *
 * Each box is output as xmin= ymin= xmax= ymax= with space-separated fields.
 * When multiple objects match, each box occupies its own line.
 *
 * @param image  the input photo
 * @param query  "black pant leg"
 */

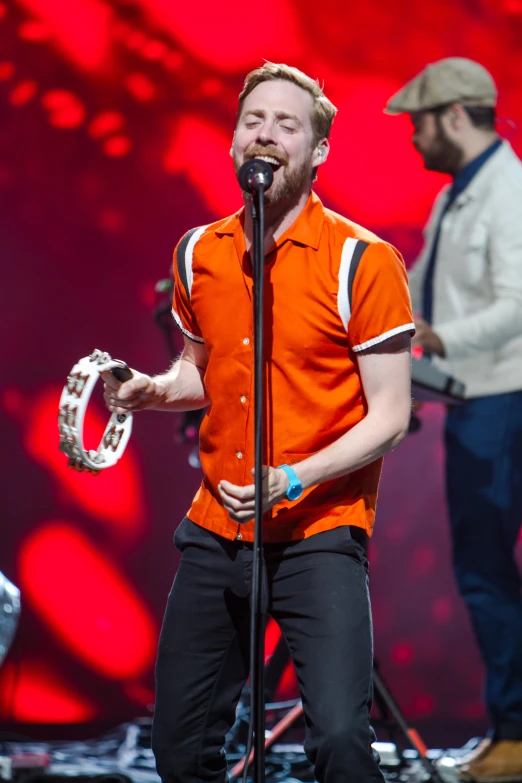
xmin=267 ymin=527 xmax=384 ymax=783
xmin=152 ymin=519 xmax=251 ymax=783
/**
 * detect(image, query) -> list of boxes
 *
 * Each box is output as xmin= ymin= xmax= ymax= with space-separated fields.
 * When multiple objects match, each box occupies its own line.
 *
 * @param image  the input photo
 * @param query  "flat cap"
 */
xmin=384 ymin=57 xmax=497 ymax=115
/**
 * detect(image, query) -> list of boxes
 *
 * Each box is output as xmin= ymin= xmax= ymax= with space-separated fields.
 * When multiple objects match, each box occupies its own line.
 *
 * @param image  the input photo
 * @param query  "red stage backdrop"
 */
xmin=1 ymin=0 xmax=522 ymax=745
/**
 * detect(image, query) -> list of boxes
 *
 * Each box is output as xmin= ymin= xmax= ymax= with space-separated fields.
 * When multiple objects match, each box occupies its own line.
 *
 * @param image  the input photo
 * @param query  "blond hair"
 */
xmin=237 ymin=62 xmax=337 ymax=143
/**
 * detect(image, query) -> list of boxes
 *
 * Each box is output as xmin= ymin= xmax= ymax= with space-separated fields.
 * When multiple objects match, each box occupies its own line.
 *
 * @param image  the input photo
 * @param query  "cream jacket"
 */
xmin=409 ymin=141 xmax=522 ymax=398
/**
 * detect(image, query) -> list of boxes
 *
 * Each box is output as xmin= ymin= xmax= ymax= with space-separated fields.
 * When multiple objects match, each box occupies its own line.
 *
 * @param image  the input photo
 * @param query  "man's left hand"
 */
xmin=218 ymin=467 xmax=289 ymax=523
xmin=412 ymin=318 xmax=446 ymax=357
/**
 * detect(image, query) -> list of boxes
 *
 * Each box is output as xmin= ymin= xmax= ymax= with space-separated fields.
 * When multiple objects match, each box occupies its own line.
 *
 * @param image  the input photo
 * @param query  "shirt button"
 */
xmin=236 ymin=451 xmax=243 ymax=459
xmin=236 ymin=532 xmax=243 ymax=541
xmin=243 ymin=337 xmax=250 ymax=345
xmin=240 ymin=396 xmax=247 ymax=404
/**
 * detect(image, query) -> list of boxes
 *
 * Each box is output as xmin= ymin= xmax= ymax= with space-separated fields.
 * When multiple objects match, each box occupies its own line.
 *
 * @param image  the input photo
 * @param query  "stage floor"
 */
xmin=0 ymin=719 xmax=473 ymax=783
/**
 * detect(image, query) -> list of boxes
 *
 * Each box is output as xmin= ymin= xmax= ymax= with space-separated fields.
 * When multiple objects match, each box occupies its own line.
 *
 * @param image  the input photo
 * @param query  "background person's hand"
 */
xmin=102 ymin=369 xmax=163 ymax=414
xmin=218 ymin=466 xmax=290 ymax=523
xmin=412 ymin=317 xmax=446 ymax=357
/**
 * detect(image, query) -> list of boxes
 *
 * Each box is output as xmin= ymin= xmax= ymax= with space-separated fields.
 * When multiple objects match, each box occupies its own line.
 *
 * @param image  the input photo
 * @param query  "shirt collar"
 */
xmin=450 ymin=138 xmax=503 ymax=202
xmin=214 ymin=190 xmax=325 ymax=251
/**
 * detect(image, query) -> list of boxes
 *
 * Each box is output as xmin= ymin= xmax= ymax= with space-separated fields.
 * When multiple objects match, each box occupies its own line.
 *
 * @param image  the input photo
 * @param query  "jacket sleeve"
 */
xmin=436 ymin=189 xmax=522 ymax=360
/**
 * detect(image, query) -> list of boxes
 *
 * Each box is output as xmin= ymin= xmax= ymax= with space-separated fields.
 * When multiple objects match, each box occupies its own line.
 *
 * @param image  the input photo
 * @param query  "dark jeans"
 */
xmin=445 ymin=390 xmax=522 ymax=740
xmin=152 ymin=518 xmax=384 ymax=783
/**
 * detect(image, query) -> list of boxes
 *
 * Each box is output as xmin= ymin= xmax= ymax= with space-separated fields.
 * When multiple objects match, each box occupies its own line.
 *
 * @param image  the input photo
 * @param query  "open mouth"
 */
xmin=253 ymin=155 xmax=283 ymax=172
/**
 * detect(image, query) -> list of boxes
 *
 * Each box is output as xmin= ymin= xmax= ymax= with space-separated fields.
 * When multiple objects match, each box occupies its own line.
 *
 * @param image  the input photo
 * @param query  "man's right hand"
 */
xmin=102 ymin=369 xmax=164 ymax=414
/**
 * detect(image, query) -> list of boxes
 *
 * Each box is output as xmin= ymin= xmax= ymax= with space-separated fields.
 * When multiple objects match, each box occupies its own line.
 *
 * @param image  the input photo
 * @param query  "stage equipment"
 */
xmin=0 ymin=572 xmax=21 ymax=669
xmin=409 ymin=357 xmax=465 ymax=433
xmin=153 ymin=277 xmax=205 ymax=468
xmin=0 ymin=718 xmax=458 ymax=783
xmin=230 ymin=662 xmax=444 ymax=783
xmin=153 ymin=277 xmax=178 ymax=359
xmin=58 ymin=349 xmax=133 ymax=473
xmin=236 ymin=157 xmax=274 ymax=783
xmin=411 ymin=357 xmax=465 ymax=404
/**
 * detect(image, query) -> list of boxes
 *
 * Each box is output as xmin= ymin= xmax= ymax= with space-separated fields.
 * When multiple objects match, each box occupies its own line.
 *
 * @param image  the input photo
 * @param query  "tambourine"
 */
xmin=58 ymin=349 xmax=133 ymax=474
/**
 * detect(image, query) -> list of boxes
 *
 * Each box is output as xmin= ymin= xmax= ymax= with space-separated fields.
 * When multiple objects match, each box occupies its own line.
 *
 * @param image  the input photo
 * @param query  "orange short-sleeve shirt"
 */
xmin=172 ymin=192 xmax=414 ymax=543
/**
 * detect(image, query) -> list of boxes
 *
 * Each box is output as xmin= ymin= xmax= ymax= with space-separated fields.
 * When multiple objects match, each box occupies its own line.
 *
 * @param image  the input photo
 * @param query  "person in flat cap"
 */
xmin=386 ymin=57 xmax=522 ymax=783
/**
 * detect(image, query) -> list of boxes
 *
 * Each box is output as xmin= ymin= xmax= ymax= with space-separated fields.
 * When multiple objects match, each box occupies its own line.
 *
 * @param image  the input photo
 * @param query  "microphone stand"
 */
xmin=250 ymin=183 xmax=266 ymax=783
xmin=236 ymin=158 xmax=273 ymax=783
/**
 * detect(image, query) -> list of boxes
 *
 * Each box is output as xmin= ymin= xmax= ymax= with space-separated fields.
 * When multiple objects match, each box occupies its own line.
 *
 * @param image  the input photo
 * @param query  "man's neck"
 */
xmin=243 ymin=188 xmax=312 ymax=257
xmin=458 ymin=131 xmax=500 ymax=169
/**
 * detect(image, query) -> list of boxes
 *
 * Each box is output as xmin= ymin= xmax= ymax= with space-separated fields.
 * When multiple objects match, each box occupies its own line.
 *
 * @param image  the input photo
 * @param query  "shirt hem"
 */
xmin=185 ymin=513 xmax=373 ymax=543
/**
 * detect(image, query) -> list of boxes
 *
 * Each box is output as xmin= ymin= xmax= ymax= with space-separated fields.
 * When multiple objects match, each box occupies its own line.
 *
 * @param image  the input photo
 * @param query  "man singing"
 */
xmin=105 ymin=63 xmax=414 ymax=783
xmin=385 ymin=58 xmax=522 ymax=783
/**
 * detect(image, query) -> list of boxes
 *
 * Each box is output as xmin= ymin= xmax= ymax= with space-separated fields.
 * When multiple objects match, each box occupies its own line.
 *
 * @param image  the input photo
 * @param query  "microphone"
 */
xmin=237 ymin=158 xmax=274 ymax=194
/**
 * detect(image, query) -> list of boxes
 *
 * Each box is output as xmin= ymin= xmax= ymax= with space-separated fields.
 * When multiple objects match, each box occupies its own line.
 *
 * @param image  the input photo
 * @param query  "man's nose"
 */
xmin=256 ymin=121 xmax=276 ymax=145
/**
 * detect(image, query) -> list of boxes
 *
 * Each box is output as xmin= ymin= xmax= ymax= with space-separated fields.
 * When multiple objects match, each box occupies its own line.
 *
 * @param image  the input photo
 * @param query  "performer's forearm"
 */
xmin=292 ymin=407 xmax=409 ymax=491
xmin=293 ymin=338 xmax=411 ymax=490
xmin=151 ymin=358 xmax=209 ymax=412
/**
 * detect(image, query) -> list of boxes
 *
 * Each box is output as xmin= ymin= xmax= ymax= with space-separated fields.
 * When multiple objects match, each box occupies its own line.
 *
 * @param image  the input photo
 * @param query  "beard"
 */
xmin=419 ymin=119 xmax=464 ymax=175
xmin=264 ymin=161 xmax=311 ymax=205
xmin=234 ymin=144 xmax=312 ymax=206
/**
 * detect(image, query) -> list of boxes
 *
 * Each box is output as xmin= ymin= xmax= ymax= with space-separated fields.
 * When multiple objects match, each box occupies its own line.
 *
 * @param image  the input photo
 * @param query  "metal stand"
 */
xmin=250 ymin=185 xmax=267 ymax=783
xmin=372 ymin=661 xmax=444 ymax=783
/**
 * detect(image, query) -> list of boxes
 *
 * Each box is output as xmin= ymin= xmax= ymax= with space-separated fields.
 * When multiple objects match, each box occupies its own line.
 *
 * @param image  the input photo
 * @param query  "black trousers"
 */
xmin=152 ymin=518 xmax=384 ymax=783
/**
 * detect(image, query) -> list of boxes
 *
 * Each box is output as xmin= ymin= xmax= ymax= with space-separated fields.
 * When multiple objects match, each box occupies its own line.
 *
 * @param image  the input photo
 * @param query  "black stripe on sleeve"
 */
xmin=348 ymin=240 xmax=369 ymax=311
xmin=176 ymin=228 xmax=199 ymax=300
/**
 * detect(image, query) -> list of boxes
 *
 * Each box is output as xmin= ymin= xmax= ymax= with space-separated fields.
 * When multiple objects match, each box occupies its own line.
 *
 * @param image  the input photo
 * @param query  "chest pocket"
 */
xmin=466 ymin=221 xmax=489 ymax=255
xmin=442 ymin=206 xmax=490 ymax=294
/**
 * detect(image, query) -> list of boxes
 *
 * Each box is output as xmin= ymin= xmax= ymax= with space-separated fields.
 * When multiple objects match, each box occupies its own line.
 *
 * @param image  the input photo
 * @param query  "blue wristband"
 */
xmin=277 ymin=464 xmax=304 ymax=501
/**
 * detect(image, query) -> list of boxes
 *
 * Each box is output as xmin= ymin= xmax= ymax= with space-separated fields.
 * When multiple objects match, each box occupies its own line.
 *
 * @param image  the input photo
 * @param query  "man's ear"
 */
xmin=312 ymin=138 xmax=330 ymax=168
xmin=448 ymin=103 xmax=468 ymax=129
xmin=230 ymin=131 xmax=236 ymax=158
